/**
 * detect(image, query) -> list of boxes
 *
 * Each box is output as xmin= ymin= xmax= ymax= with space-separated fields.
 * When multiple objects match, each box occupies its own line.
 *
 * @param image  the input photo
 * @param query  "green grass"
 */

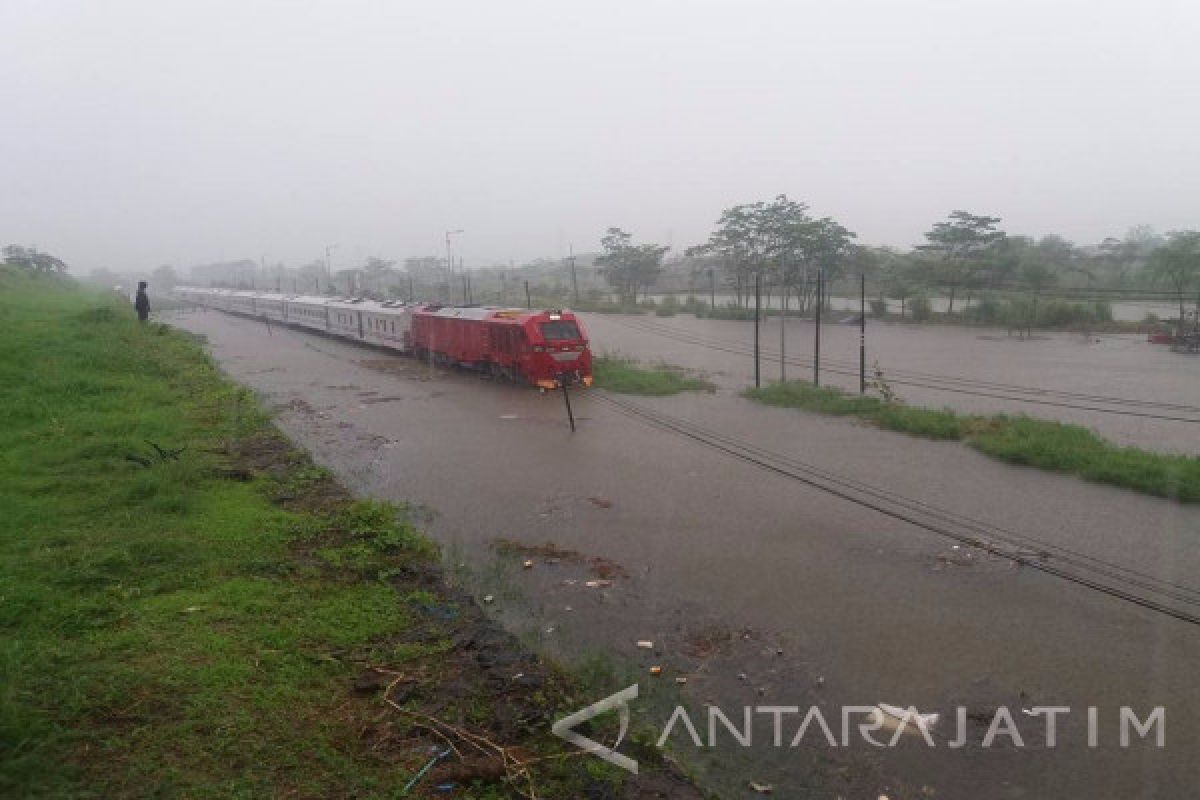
xmin=593 ymin=356 xmax=716 ymax=396
xmin=745 ymin=380 xmax=1200 ymax=502
xmin=0 ymin=267 xmax=677 ymax=798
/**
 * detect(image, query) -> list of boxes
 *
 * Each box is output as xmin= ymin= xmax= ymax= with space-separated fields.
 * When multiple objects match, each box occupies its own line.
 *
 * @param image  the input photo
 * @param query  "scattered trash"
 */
xmin=584 ymin=579 xmax=612 ymax=589
xmin=637 ymin=640 xmax=655 ymax=649
xmin=737 ymin=672 xmax=748 ymax=682
xmin=815 ymin=676 xmax=825 ymax=687
xmin=180 ymin=606 xmax=203 ymax=614
xmin=564 ymin=605 xmax=574 ymax=612
xmin=561 ymin=579 xmax=578 ymax=586
xmin=649 ymin=666 xmax=663 ymax=676
xmin=675 ymin=677 xmax=688 ymax=685
xmin=775 ymin=648 xmax=784 ymax=656
xmin=543 ymin=557 xmax=561 ymax=565
xmin=483 ymin=594 xmax=494 ymax=604
xmin=588 ymin=496 xmax=613 ymax=508
xmin=434 ymin=783 xmax=456 ymax=793
xmin=522 ymin=559 xmax=534 ymax=569
xmin=749 ymin=781 xmax=774 ymax=793
xmin=499 ymin=414 xmax=519 ymax=420
xmin=756 ymin=687 xmax=767 ymax=697
xmin=876 ymin=703 xmax=939 ymax=734
xmin=400 ymin=747 xmax=451 ymax=796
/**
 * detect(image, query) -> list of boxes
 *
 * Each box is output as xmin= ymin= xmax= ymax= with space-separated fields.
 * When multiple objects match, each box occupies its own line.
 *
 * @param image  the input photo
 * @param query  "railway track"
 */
xmin=594 ymin=391 xmax=1200 ymax=628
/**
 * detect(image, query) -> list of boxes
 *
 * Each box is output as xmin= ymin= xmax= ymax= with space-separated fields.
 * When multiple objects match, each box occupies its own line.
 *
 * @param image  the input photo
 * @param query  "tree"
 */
xmin=916 ymin=211 xmax=1006 ymax=313
xmin=361 ymin=257 xmax=397 ymax=296
xmin=688 ymin=195 xmax=851 ymax=313
xmin=1146 ymin=230 xmax=1200 ymax=327
xmin=596 ymin=228 xmax=668 ymax=304
xmin=880 ymin=253 xmax=922 ymax=319
xmin=3 ymin=245 xmax=67 ymax=274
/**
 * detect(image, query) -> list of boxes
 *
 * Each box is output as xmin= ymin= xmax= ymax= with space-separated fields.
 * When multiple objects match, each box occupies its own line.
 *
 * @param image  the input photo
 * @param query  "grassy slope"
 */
xmin=0 ymin=268 xmax=684 ymax=798
xmin=593 ymin=356 xmax=715 ymax=396
xmin=745 ymin=381 xmax=1200 ymax=502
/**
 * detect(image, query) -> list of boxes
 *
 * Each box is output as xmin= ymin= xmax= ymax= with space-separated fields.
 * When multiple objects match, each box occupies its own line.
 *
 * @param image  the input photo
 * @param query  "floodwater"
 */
xmin=646 ymin=292 xmax=1186 ymax=322
xmin=583 ymin=312 xmax=1200 ymax=453
xmin=168 ymin=308 xmax=1200 ymax=799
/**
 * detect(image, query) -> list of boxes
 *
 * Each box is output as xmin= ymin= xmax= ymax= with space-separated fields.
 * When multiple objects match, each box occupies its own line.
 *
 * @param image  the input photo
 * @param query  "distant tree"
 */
xmin=3 ymin=245 xmax=67 ymax=274
xmin=151 ymin=264 xmax=178 ymax=290
xmin=880 ymin=253 xmax=922 ymax=319
xmin=689 ymin=195 xmax=855 ymax=313
xmin=1146 ymin=230 xmax=1200 ymax=326
xmin=596 ymin=228 xmax=668 ymax=304
xmin=916 ymin=211 xmax=1006 ymax=312
xmin=360 ymin=257 xmax=396 ymax=296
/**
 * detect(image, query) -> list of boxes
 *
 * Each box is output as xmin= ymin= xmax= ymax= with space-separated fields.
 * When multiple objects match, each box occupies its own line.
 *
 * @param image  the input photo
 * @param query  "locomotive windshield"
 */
xmin=539 ymin=320 xmax=581 ymax=341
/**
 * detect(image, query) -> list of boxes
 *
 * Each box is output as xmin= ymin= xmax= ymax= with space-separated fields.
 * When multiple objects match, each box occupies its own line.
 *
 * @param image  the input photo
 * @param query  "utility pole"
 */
xmin=814 ymin=268 xmax=823 ymax=386
xmin=567 ymin=243 xmax=578 ymax=306
xmin=710 ymin=268 xmax=716 ymax=310
xmin=859 ymin=273 xmax=867 ymax=394
xmin=560 ymin=375 xmax=576 ymax=432
xmin=444 ymin=230 xmax=463 ymax=303
xmin=524 ymin=280 xmax=531 ymax=309
xmin=753 ymin=271 xmax=761 ymax=389
xmin=780 ymin=285 xmax=787 ymax=382
xmin=408 ymin=274 xmax=414 ymax=302
xmin=324 ymin=244 xmax=337 ymax=288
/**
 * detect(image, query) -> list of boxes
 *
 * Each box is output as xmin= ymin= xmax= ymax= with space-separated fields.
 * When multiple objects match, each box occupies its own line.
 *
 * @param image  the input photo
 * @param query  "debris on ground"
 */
xmin=637 ymin=640 xmax=655 ymax=649
xmin=749 ymin=780 xmax=774 ymax=793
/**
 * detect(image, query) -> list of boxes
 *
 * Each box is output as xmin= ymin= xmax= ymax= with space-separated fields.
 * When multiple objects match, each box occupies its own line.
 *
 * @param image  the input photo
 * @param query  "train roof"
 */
xmin=176 ymin=287 xmax=415 ymax=312
xmin=415 ymin=305 xmax=580 ymax=322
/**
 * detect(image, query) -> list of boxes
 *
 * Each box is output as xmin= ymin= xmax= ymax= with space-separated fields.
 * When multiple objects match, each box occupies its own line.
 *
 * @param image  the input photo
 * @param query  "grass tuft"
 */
xmin=745 ymin=380 xmax=1200 ymax=501
xmin=593 ymin=355 xmax=715 ymax=396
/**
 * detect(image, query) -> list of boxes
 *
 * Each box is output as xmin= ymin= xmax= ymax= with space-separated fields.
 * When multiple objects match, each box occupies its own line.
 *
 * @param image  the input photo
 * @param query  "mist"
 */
xmin=3 ymin=0 xmax=1198 ymax=273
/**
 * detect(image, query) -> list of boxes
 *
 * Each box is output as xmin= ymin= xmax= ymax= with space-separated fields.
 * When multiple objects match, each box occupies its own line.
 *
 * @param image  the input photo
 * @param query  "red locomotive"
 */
xmin=410 ymin=306 xmax=593 ymax=389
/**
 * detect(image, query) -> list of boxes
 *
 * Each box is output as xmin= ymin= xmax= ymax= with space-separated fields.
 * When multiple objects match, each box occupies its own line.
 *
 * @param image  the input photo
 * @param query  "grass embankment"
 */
xmin=593 ymin=356 xmax=716 ymax=396
xmin=745 ymin=381 xmax=1200 ymax=502
xmin=0 ymin=267 xmax=689 ymax=798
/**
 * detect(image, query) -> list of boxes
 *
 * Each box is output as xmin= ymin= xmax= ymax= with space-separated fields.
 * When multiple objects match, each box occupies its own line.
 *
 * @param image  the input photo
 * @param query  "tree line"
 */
xmin=592 ymin=202 xmax=1200 ymax=324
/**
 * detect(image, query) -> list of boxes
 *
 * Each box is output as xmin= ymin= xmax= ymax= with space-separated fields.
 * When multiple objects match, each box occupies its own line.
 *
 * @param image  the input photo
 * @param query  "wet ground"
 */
xmin=583 ymin=312 xmax=1200 ymax=453
xmin=168 ymin=308 xmax=1200 ymax=799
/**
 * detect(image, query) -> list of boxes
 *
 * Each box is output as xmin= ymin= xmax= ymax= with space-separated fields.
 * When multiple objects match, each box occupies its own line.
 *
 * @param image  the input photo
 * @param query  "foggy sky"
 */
xmin=3 ymin=0 xmax=1198 ymax=274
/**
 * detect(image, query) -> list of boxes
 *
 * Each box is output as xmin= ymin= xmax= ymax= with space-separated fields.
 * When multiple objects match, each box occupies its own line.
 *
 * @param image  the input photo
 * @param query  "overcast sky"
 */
xmin=3 ymin=0 xmax=1198 ymax=273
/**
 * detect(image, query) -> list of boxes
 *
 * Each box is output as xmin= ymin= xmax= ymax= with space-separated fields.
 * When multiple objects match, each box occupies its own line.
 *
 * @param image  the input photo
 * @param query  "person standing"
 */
xmin=135 ymin=281 xmax=150 ymax=322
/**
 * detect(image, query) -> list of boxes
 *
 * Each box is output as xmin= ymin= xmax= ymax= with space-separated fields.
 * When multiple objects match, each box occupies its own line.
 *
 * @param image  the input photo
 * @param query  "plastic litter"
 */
xmin=749 ymin=781 xmax=774 ymax=793
xmin=649 ymin=666 xmax=663 ymax=676
xmin=636 ymin=640 xmax=654 ymax=649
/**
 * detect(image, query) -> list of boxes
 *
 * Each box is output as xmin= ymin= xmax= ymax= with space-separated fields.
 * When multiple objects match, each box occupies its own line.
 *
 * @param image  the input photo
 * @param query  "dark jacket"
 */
xmin=135 ymin=289 xmax=150 ymax=320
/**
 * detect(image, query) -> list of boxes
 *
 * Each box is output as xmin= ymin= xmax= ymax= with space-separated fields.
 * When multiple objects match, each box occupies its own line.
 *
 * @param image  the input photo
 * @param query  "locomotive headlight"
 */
xmin=574 ymin=344 xmax=585 ymax=351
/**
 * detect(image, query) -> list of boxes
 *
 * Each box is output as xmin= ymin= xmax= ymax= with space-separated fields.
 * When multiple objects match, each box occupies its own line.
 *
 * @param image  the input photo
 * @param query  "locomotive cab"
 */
xmin=524 ymin=311 xmax=592 ymax=389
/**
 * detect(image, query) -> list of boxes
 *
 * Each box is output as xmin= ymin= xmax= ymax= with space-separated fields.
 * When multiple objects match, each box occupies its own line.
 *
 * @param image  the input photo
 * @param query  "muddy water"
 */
xmin=169 ymin=309 xmax=1200 ymax=799
xmin=584 ymin=312 xmax=1200 ymax=453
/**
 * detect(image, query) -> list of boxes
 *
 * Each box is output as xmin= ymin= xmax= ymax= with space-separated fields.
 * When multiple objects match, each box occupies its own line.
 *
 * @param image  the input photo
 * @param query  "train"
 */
xmin=174 ymin=287 xmax=593 ymax=389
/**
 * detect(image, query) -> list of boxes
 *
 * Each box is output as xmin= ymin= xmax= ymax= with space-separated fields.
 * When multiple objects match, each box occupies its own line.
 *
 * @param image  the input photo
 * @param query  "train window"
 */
xmin=539 ymin=321 xmax=580 ymax=341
